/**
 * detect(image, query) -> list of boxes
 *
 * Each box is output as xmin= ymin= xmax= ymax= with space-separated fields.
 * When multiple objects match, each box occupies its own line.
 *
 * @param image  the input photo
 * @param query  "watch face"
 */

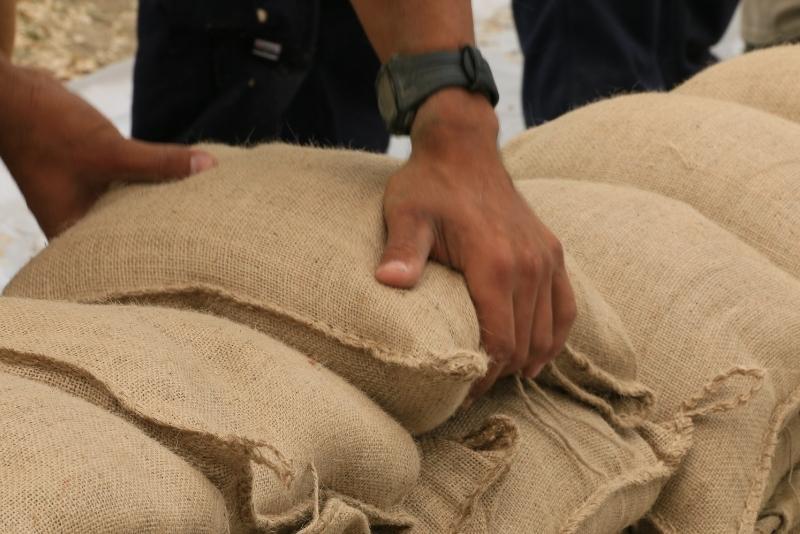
xmin=376 ymin=68 xmax=398 ymax=126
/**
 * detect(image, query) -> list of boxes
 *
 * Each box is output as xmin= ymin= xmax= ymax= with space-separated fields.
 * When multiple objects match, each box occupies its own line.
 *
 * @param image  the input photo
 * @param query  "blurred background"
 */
xmin=0 ymin=0 xmax=745 ymax=289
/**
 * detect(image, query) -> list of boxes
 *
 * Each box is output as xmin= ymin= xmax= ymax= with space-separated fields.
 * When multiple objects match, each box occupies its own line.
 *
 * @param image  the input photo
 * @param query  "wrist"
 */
xmin=410 ymin=88 xmax=499 ymax=159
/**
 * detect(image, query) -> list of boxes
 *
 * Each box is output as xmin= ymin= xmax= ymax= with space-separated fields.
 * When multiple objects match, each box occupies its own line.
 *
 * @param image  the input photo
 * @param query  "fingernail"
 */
xmin=378 ymin=260 xmax=409 ymax=274
xmin=526 ymin=362 xmax=545 ymax=379
xmin=190 ymin=151 xmax=217 ymax=175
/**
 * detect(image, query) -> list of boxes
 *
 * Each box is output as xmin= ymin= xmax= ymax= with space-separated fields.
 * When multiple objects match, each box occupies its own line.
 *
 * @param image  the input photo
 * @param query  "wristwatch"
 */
xmin=375 ymin=45 xmax=500 ymax=135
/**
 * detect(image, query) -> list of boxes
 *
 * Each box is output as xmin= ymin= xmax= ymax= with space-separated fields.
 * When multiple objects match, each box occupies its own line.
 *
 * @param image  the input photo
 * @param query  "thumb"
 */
xmin=375 ymin=211 xmax=435 ymax=289
xmin=110 ymin=139 xmax=217 ymax=183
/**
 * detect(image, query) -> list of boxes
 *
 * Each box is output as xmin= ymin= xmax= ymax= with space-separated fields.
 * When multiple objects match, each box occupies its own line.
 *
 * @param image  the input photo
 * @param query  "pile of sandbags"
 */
xmin=2 ymin=143 xmax=681 ymax=533
xmin=500 ymin=44 xmax=800 ymax=533
xmin=3 ymin=44 xmax=800 ymax=533
xmin=0 ymin=297 xmax=419 ymax=532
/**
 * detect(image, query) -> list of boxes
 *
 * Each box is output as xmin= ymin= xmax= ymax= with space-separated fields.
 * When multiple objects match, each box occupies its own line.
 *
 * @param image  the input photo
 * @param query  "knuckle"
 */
xmin=520 ymin=249 xmax=545 ymax=278
xmin=490 ymin=246 xmax=516 ymax=278
xmin=549 ymin=238 xmax=565 ymax=262
xmin=560 ymin=296 xmax=579 ymax=325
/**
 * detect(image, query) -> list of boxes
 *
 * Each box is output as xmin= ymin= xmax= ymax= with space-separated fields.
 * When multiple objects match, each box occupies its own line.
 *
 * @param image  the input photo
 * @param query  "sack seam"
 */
xmin=738 ymin=383 xmax=800 ymax=533
xmin=0 ymin=348 xmax=295 ymax=483
xmin=75 ymin=284 xmax=488 ymax=379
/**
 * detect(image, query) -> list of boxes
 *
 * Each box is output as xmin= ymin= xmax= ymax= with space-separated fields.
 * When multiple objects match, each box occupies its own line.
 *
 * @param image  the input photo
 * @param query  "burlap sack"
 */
xmin=757 ymin=414 xmax=800 ymax=521
xmin=502 ymin=91 xmax=800 ymax=282
xmin=403 ymin=377 xmax=692 ymax=534
xmin=502 ymin=177 xmax=800 ymax=533
xmin=755 ymin=466 xmax=800 ymax=534
xmin=0 ymin=371 xmax=230 ymax=534
xmin=4 ymin=143 xmax=652 ymax=434
xmin=675 ymin=45 xmax=800 ymax=123
xmin=0 ymin=297 xmax=418 ymax=533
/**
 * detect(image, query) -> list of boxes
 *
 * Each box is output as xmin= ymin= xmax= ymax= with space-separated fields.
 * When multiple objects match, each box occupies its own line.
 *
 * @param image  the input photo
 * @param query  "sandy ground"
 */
xmin=14 ymin=0 xmax=137 ymax=80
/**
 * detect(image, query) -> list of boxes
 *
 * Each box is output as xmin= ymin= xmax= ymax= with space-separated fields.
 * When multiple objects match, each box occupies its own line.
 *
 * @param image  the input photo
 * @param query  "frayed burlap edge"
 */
xmin=427 ymin=380 xmax=687 ymax=534
xmin=738 ymin=377 xmax=800 ymax=533
xmin=0 ymin=348 xmax=324 ymax=532
xmin=561 ymin=416 xmax=694 ymax=534
xmin=642 ymin=367 xmax=770 ymax=533
xmin=542 ymin=343 xmax=656 ymax=429
xmin=70 ymin=284 xmax=489 ymax=380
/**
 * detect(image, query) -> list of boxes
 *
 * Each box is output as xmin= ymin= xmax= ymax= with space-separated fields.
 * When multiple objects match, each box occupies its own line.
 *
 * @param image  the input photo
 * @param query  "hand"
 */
xmin=0 ymin=62 xmax=216 ymax=238
xmin=375 ymin=89 xmax=577 ymax=399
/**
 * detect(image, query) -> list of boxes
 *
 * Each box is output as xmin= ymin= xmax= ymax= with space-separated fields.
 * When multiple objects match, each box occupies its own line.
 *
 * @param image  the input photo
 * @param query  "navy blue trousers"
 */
xmin=132 ymin=0 xmax=389 ymax=151
xmin=132 ymin=1 xmax=738 ymax=147
xmin=512 ymin=0 xmax=739 ymax=126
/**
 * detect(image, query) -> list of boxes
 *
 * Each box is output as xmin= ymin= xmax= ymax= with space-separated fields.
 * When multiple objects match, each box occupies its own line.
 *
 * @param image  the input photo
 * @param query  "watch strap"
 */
xmin=382 ymin=46 xmax=499 ymax=134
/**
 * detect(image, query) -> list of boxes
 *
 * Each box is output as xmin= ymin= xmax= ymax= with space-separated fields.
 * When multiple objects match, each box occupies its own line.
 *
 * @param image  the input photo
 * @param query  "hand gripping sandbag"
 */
xmin=675 ymin=44 xmax=800 ymax=124
xmin=4 ymin=143 xmax=652 ymax=434
xmin=513 ymin=177 xmax=800 ymax=534
xmin=0 ymin=372 xmax=230 ymax=534
xmin=501 ymin=92 xmax=800 ymax=282
xmin=0 ymin=297 xmax=419 ymax=533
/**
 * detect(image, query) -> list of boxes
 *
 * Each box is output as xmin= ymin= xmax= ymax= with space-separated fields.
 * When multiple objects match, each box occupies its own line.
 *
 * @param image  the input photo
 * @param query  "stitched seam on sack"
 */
xmin=738 ymin=383 xmax=800 ymax=534
xmin=645 ymin=366 xmax=765 ymax=534
xmin=525 ymin=379 xmax=640 ymax=461
xmin=0 ymin=349 xmax=296 ymax=484
xmin=0 ymin=354 xmax=278 ymax=529
xmin=560 ymin=456 xmax=678 ymax=534
xmin=561 ymin=414 xmax=697 ymax=533
xmin=563 ymin=343 xmax=655 ymax=400
xmin=82 ymin=284 xmax=488 ymax=379
xmin=546 ymin=363 xmax=652 ymax=429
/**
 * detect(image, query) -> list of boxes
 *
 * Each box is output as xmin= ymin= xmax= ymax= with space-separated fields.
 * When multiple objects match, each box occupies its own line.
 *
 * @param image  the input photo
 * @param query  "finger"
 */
xmin=505 ymin=279 xmax=537 ymax=377
xmin=375 ymin=210 xmax=435 ymax=289
xmin=525 ymin=269 xmax=554 ymax=378
xmin=545 ymin=268 xmax=578 ymax=364
xmin=470 ymin=356 xmax=505 ymax=400
xmin=109 ymin=139 xmax=217 ymax=182
xmin=465 ymin=260 xmax=516 ymax=398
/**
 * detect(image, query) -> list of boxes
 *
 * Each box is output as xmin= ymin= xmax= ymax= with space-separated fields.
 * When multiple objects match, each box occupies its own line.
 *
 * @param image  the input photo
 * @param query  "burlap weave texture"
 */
xmin=4 ymin=143 xmax=653 ymax=435
xmin=0 ymin=297 xmax=418 ymax=533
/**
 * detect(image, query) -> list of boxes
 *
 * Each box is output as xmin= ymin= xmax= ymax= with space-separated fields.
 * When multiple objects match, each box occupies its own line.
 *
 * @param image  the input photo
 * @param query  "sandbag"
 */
xmin=755 ymin=466 xmax=800 ymax=534
xmin=0 ymin=372 xmax=230 ymax=534
xmin=0 ymin=297 xmax=418 ymax=533
xmin=502 ymin=91 xmax=800 ymax=282
xmin=676 ymin=45 xmax=800 ymax=121
xmin=403 ymin=377 xmax=691 ymax=534
xmin=507 ymin=177 xmax=800 ymax=534
xmin=4 ymin=143 xmax=652 ymax=434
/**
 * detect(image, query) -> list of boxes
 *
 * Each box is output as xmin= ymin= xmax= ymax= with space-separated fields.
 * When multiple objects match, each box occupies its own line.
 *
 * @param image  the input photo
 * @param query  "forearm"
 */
xmin=350 ymin=1 xmax=498 ymax=146
xmin=0 ymin=0 xmax=16 ymax=58
xmin=349 ymin=0 xmax=476 ymax=59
